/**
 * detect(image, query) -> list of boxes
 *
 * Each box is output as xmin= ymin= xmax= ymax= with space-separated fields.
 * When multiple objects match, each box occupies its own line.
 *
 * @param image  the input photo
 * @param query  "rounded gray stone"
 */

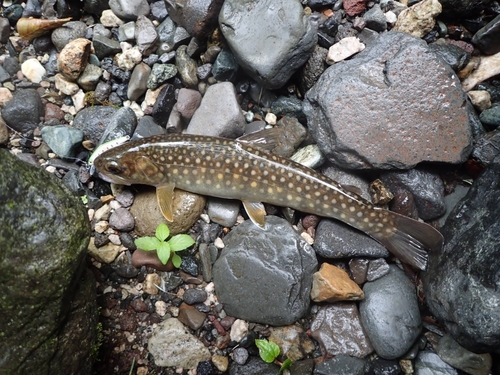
xmin=359 ymin=265 xmax=422 ymax=360
xmin=1 ymin=88 xmax=43 ymax=132
xmin=213 ymin=216 xmax=317 ymax=325
xmin=109 ymin=0 xmax=150 ymax=20
xmin=415 ymin=351 xmax=458 ymax=375
xmin=219 ymin=0 xmax=317 ymax=89
xmin=127 ymin=62 xmax=151 ymax=101
xmin=207 ymin=198 xmax=240 ymax=228
xmin=50 ymin=21 xmax=87 ymax=52
xmin=41 ymin=125 xmax=84 ymax=158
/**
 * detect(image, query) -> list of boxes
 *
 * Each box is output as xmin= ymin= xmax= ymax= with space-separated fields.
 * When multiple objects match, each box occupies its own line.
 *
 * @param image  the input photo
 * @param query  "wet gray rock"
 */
xmin=207 ymin=198 xmax=240 ymax=227
xmin=127 ymin=62 xmax=151 ymax=101
xmin=472 ymin=13 xmax=500 ymax=55
xmin=314 ymin=219 xmax=390 ymax=259
xmin=41 ymin=125 xmax=84 ymax=158
xmin=73 ymin=106 xmax=117 ymax=143
xmin=219 ymin=0 xmax=317 ymax=89
xmin=77 ymin=63 xmax=102 ymax=91
xmin=164 ymin=0 xmax=224 ymax=40
xmin=1 ymin=88 xmax=43 ymax=132
xmin=229 ymin=356 xmax=280 ymax=375
xmin=92 ymin=34 xmax=121 ymax=60
xmin=118 ymin=21 xmax=135 ymax=42
xmin=109 ymin=0 xmax=150 ymax=20
xmin=183 ymin=289 xmax=207 ymax=305
xmin=359 ymin=265 xmax=422 ymax=359
xmin=321 ymin=164 xmax=372 ymax=201
xmin=97 ymin=106 xmax=137 ymax=146
xmin=479 ymin=105 xmax=500 ymax=128
xmin=380 ymin=168 xmax=446 ymax=220
xmin=366 ymin=258 xmax=390 ymax=281
xmin=175 ymin=45 xmax=198 ymax=88
xmin=131 ymin=116 xmax=166 ymax=140
xmin=51 ymin=21 xmax=87 ymax=52
xmin=436 ymin=334 xmax=492 ymax=375
xmin=187 ymin=82 xmax=246 ymax=137
xmin=314 ymin=355 xmax=366 ymax=375
xmin=428 ymin=42 xmax=471 ymax=72
xmin=270 ymin=96 xmax=305 ymax=123
xmin=212 ymin=49 xmax=239 ymax=82
xmin=424 ymin=155 xmax=500 ymax=353
xmin=213 ymin=216 xmax=317 ymax=325
xmin=310 ymin=303 xmax=374 ymax=358
xmin=136 ymin=15 xmax=158 ymax=56
xmin=147 ymin=63 xmax=177 ymax=90
xmin=0 ymin=149 xmax=96 ymax=375
xmin=176 ymin=88 xmax=202 ymax=122
xmin=415 ymin=351 xmax=458 ymax=375
xmin=471 ymin=128 xmax=500 ymax=166
xmin=303 ymin=31 xmax=472 ymax=170
xmin=109 ymin=207 xmax=135 ymax=231
xmin=152 ymin=83 xmax=176 ymax=127
xmin=363 ymin=4 xmax=387 ymax=32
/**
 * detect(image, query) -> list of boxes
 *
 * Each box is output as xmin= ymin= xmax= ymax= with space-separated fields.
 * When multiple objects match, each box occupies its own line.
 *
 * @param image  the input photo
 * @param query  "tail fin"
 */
xmin=370 ymin=212 xmax=444 ymax=271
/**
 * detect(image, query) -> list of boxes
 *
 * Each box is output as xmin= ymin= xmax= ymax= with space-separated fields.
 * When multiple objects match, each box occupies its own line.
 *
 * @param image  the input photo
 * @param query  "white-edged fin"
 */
xmin=370 ymin=212 xmax=444 ymax=271
xmin=156 ymin=183 xmax=176 ymax=222
xmin=237 ymin=127 xmax=281 ymax=152
xmin=242 ymin=200 xmax=267 ymax=228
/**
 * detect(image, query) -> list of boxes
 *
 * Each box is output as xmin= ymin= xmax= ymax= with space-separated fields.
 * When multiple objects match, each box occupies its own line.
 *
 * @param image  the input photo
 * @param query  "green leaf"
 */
xmin=168 ymin=234 xmax=195 ymax=252
xmin=155 ymin=223 xmax=170 ymax=242
xmin=171 ymin=254 xmax=182 ymax=268
xmin=156 ymin=241 xmax=171 ymax=264
xmin=279 ymin=358 xmax=293 ymax=374
xmin=255 ymin=339 xmax=280 ymax=363
xmin=134 ymin=236 xmax=161 ymax=251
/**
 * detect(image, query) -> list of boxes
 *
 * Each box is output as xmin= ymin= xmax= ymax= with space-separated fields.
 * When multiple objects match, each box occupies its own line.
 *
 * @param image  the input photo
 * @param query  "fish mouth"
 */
xmin=97 ymin=171 xmax=131 ymax=185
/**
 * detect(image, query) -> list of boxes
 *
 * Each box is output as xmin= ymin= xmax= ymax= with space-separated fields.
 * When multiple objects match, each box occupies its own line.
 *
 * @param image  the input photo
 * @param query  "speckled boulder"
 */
xmin=303 ymin=31 xmax=473 ymax=170
xmin=0 ymin=149 xmax=96 ymax=375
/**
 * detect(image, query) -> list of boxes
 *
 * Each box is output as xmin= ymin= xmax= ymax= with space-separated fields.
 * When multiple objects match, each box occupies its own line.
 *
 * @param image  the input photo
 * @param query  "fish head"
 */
xmin=94 ymin=146 xmax=166 ymax=187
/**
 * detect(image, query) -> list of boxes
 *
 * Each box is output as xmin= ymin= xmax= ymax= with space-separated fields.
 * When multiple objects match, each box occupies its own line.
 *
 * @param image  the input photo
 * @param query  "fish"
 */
xmin=94 ymin=131 xmax=444 ymax=270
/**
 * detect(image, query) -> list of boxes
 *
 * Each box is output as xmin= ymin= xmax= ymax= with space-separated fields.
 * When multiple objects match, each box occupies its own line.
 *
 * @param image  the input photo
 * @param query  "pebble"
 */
xmin=343 ymin=0 xmax=367 ymax=16
xmin=183 ymin=288 xmax=208 ymax=305
xmin=92 ymin=34 xmax=122 ymax=60
xmin=327 ymin=36 xmax=366 ymax=64
xmin=57 ymin=38 xmax=91 ymax=81
xmin=314 ymin=354 xmax=366 ymax=374
xmin=147 ymin=318 xmax=211 ymax=369
xmin=229 ymin=319 xmax=248 ymax=342
xmin=468 ymin=90 xmax=491 ymax=112
xmin=109 ymin=0 xmax=150 ymax=20
xmin=176 ymin=88 xmax=202 ymax=122
xmin=127 ymin=62 xmax=150 ymax=101
xmin=462 ymin=51 xmax=500 ymax=92
xmin=212 ymin=355 xmax=229 ymax=372
xmin=54 ymin=73 xmax=79 ymax=96
xmin=118 ymin=21 xmax=135 ymax=42
xmin=143 ymin=273 xmax=161 ymax=294
xmin=115 ymin=46 xmax=143 ymax=70
xmin=177 ymin=303 xmax=207 ymax=330
xmin=207 ymin=198 xmax=240 ymax=227
xmin=0 ymin=117 xmax=9 ymax=145
xmin=97 ymin=106 xmax=137 ymax=145
xmin=360 ymin=265 xmax=422 ymax=360
xmin=310 ymin=262 xmax=364 ymax=302
xmin=479 ymin=105 xmax=500 ymax=128
xmin=87 ymin=237 xmax=121 ymax=263
xmin=363 ymin=4 xmax=388 ymax=31
xmin=0 ymin=87 xmax=13 ymax=107
xmin=108 ymin=207 xmax=135 ymax=231
xmin=231 ymin=347 xmax=249 ymax=365
xmin=146 ymin=63 xmax=177 ymax=90
xmin=268 ymin=325 xmax=315 ymax=361
xmin=77 ymin=63 xmax=103 ymax=91
xmin=187 ymin=82 xmax=246 ymax=137
xmin=414 ymin=351 xmax=458 ymax=375
xmin=471 ymin=14 xmax=500 ymax=55
xmin=211 ymin=49 xmax=239 ymax=82
xmin=20 ymin=58 xmax=46 ymax=83
xmin=50 ymin=21 xmax=87 ymax=52
xmin=135 ymin=15 xmax=158 ymax=56
xmin=41 ymin=125 xmax=84 ymax=158
xmin=311 ymin=302 xmax=373 ymax=358
xmin=366 ymin=258 xmax=390 ymax=281
xmin=175 ymin=45 xmax=198 ymax=88
xmin=1 ymin=88 xmax=44 ymax=132
xmin=100 ymin=9 xmax=125 ymax=27
xmin=131 ymin=249 xmax=174 ymax=272
xmin=392 ymin=0 xmax=442 ymax=38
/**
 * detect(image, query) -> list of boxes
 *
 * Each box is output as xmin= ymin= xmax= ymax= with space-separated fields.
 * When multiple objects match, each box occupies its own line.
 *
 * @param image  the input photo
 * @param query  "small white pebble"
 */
xmin=301 ymin=231 xmax=314 ymax=245
xmin=94 ymin=204 xmax=111 ymax=221
xmin=108 ymin=233 xmax=121 ymax=245
xmin=200 ymin=213 xmax=210 ymax=223
xmin=265 ymin=112 xmax=277 ymax=125
xmin=45 ymin=166 xmax=56 ymax=173
xmin=155 ymin=300 xmax=168 ymax=316
xmin=103 ymin=286 xmax=114 ymax=294
xmin=109 ymin=200 xmax=122 ymax=210
xmin=87 ymin=208 xmax=95 ymax=221
xmin=326 ymin=36 xmax=365 ymax=64
xmin=385 ymin=11 xmax=398 ymax=25
xmin=230 ymin=319 xmax=248 ymax=342
xmin=170 ymin=306 xmax=179 ymax=317
xmin=214 ymin=237 xmax=225 ymax=249
xmin=94 ymin=220 xmax=109 ymax=233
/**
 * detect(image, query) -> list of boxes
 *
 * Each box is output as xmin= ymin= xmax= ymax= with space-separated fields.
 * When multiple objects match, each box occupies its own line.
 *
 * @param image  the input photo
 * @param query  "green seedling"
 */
xmin=255 ymin=339 xmax=293 ymax=374
xmin=134 ymin=223 xmax=195 ymax=267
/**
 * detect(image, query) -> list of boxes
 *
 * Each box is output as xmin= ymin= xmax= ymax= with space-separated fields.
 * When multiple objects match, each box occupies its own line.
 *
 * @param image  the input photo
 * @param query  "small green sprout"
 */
xmin=255 ymin=339 xmax=293 ymax=374
xmin=134 ymin=223 xmax=195 ymax=267
xmin=81 ymin=195 xmax=88 ymax=204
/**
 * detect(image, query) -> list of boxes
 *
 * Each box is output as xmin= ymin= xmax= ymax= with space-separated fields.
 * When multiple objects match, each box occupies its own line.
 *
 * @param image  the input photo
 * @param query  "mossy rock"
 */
xmin=0 ymin=149 xmax=96 ymax=375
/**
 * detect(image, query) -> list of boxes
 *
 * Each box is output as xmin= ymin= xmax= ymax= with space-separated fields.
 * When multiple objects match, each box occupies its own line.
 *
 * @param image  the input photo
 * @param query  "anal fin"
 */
xmin=156 ymin=183 xmax=176 ymax=222
xmin=242 ymin=200 xmax=267 ymax=228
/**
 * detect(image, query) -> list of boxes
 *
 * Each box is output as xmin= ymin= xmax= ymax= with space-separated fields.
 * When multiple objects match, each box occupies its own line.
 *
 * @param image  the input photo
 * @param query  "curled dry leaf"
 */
xmin=17 ymin=17 xmax=72 ymax=41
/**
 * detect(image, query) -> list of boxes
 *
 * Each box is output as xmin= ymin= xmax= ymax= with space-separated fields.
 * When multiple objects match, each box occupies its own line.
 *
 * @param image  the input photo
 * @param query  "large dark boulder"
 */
xmin=0 ymin=149 xmax=96 ymax=375
xmin=424 ymin=154 xmax=500 ymax=353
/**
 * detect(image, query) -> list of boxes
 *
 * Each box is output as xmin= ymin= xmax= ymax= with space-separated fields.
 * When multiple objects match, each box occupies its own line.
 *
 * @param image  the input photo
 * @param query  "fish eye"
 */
xmin=105 ymin=161 xmax=125 ymax=174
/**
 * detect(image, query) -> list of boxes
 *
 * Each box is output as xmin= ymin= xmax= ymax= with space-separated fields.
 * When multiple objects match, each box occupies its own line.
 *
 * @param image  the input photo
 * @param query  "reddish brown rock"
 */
xmin=177 ymin=303 xmax=207 ymax=330
xmin=57 ymin=38 xmax=91 ymax=81
xmin=44 ymin=102 xmax=66 ymax=122
xmin=343 ymin=0 xmax=367 ymax=16
xmin=131 ymin=249 xmax=174 ymax=272
xmin=311 ymin=263 xmax=364 ymax=302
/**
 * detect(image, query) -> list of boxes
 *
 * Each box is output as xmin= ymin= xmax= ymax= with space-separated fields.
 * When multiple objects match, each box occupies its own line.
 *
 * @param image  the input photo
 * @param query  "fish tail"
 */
xmin=369 ymin=211 xmax=444 ymax=271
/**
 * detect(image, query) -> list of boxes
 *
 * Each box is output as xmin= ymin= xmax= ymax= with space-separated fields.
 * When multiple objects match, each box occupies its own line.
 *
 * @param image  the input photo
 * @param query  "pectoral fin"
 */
xmin=242 ymin=200 xmax=266 ymax=228
xmin=156 ymin=183 xmax=176 ymax=222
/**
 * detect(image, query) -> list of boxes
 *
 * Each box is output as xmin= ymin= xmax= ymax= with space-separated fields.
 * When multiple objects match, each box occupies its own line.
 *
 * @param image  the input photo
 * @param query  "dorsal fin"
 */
xmin=237 ymin=127 xmax=282 ymax=152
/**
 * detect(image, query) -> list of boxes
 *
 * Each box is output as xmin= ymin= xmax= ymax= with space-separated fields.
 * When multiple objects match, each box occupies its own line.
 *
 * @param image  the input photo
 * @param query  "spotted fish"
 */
xmin=94 ymin=132 xmax=443 ymax=270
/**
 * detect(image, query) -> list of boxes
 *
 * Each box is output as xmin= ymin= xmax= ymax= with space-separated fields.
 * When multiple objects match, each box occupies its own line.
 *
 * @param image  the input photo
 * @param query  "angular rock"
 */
xmin=219 ymin=0 xmax=317 ymax=89
xmin=175 ymin=44 xmax=198 ymax=88
xmin=314 ymin=355 xmax=366 ymax=375
xmin=436 ymin=334 xmax=492 ymax=375
xmin=77 ymin=63 xmax=103 ymax=91
xmin=92 ymin=34 xmax=121 ymax=60
xmin=135 ymin=15 xmax=158 ymax=56
xmin=314 ymin=218 xmax=390 ymax=259
xmin=415 ymin=351 xmax=458 ymax=375
xmin=311 ymin=263 xmax=364 ymax=302
xmin=21 ymin=58 xmax=46 ymax=83
xmin=51 ymin=21 xmax=87 ymax=52
xmin=1 ymin=88 xmax=43 ymax=132
xmin=311 ymin=303 xmax=374 ymax=358
xmin=269 ymin=326 xmax=315 ymax=362
xmin=147 ymin=63 xmax=177 ymax=90
xmin=97 ymin=106 xmax=137 ymax=146
xmin=304 ymin=31 xmax=472 ymax=170
xmin=41 ymin=125 xmax=84 ymax=158
xmin=152 ymin=83 xmax=176 ymax=127
xmin=343 ymin=0 xmax=367 ymax=16
xmin=148 ymin=318 xmax=210 ymax=369
xmin=108 ymin=0 xmax=150 ymax=20
xmin=187 ymin=82 xmax=246 ymax=137
xmin=472 ymin=13 xmax=500 ymax=55
xmin=471 ymin=128 xmax=500 ymax=166
xmin=177 ymin=303 xmax=206 ymax=330
xmin=359 ymin=265 xmax=422 ymax=360
xmin=0 ymin=149 xmax=95 ymax=374
xmin=363 ymin=4 xmax=387 ymax=32
xmin=462 ymin=51 xmax=500 ymax=92
xmin=424 ymin=155 xmax=500 ymax=353
xmin=229 ymin=356 xmax=280 ymax=374
xmin=73 ymin=106 xmax=117 ymax=143
xmin=207 ymin=198 xmax=240 ymax=228
xmin=479 ymin=105 xmax=500 ymax=128
xmin=127 ymin=62 xmax=151 ymax=101
xmin=299 ymin=45 xmax=328 ymax=94
xmin=327 ymin=36 xmax=365 ymax=64
xmin=213 ymin=216 xmax=317 ymax=325
xmin=57 ymin=38 xmax=91 ymax=81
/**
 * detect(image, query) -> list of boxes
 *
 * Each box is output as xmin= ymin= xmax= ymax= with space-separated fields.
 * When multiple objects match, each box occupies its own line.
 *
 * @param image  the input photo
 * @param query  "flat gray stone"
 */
xmin=424 ymin=155 xmax=500 ymax=353
xmin=303 ymin=31 xmax=473 ymax=170
xmin=359 ymin=265 xmax=422 ymax=359
xmin=415 ymin=351 xmax=458 ymax=375
xmin=207 ymin=198 xmax=240 ymax=227
xmin=41 ymin=125 xmax=84 ymax=158
xmin=213 ymin=216 xmax=317 ymax=325
xmin=187 ymin=82 xmax=246 ymax=137
xmin=219 ymin=0 xmax=317 ymax=89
